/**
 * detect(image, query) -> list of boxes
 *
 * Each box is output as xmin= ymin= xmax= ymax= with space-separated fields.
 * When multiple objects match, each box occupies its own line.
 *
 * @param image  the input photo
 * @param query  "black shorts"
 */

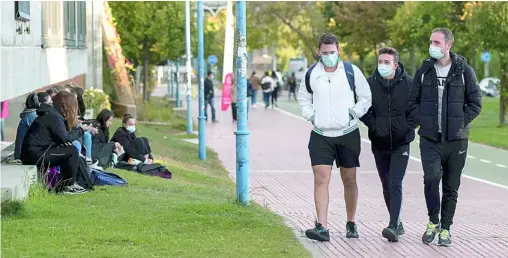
xmin=308 ymin=129 xmax=361 ymax=168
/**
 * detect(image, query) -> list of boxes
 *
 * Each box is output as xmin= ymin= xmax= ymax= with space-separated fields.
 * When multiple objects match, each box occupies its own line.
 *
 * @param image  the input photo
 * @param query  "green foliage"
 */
xmin=109 ymin=1 xmax=186 ymax=64
xmin=83 ymin=88 xmax=112 ymax=117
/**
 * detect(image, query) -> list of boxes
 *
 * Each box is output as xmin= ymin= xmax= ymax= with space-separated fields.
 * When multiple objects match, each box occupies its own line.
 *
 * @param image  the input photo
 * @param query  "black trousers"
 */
xmin=372 ymin=144 xmax=409 ymax=227
xmin=42 ymin=146 xmax=80 ymax=189
xmin=420 ymin=135 xmax=468 ymax=230
xmin=271 ymin=86 xmax=279 ymax=105
xmin=133 ymin=137 xmax=153 ymax=160
xmin=95 ymin=142 xmax=115 ymax=168
xmin=231 ymin=102 xmax=238 ymax=121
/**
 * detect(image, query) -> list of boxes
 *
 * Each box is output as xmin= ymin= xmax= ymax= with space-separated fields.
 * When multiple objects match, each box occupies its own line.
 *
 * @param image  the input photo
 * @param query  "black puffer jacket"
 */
xmin=110 ymin=127 xmax=146 ymax=162
xmin=407 ymin=52 xmax=482 ymax=142
xmin=360 ymin=62 xmax=415 ymax=151
xmin=21 ymin=104 xmax=84 ymax=164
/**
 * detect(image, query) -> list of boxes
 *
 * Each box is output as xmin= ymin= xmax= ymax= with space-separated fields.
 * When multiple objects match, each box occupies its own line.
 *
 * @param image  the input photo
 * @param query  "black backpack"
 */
xmin=114 ymin=162 xmax=172 ymax=179
xmin=76 ymin=156 xmax=95 ymax=190
xmin=305 ymin=61 xmax=357 ymax=103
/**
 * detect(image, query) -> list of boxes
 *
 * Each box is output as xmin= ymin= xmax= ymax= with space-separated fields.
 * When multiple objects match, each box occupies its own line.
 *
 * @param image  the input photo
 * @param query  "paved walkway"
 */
xmin=193 ymin=92 xmax=508 ymax=258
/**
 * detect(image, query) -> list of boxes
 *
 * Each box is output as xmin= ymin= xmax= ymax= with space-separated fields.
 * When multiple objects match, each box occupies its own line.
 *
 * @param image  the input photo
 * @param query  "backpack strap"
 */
xmin=343 ymin=61 xmax=357 ymax=103
xmin=305 ymin=63 xmax=317 ymax=94
xmin=305 ymin=62 xmax=357 ymax=103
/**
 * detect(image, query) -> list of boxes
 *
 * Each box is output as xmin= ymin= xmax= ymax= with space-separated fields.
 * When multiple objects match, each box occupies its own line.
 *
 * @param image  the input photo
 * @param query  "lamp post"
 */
xmin=197 ymin=1 xmax=206 ymax=160
xmin=234 ymin=0 xmax=250 ymax=206
xmin=175 ymin=60 xmax=181 ymax=108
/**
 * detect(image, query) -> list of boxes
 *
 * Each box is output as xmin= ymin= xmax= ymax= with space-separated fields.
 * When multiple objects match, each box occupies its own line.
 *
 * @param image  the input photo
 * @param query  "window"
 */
xmin=42 ymin=1 xmax=86 ymax=48
xmin=15 ymin=1 xmax=31 ymax=21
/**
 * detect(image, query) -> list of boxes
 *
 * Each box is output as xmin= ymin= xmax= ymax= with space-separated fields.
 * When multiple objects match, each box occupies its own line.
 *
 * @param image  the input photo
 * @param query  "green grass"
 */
xmin=469 ymin=97 xmax=508 ymax=149
xmin=1 ymin=100 xmax=309 ymax=258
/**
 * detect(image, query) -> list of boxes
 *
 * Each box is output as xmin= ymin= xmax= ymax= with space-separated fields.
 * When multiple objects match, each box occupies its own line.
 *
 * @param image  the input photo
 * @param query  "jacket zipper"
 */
xmin=387 ymin=79 xmax=393 ymax=151
xmin=329 ymin=77 xmax=332 ymax=128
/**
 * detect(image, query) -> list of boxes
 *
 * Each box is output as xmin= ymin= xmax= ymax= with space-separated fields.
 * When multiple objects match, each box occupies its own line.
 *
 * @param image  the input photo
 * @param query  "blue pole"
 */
xmin=171 ymin=71 xmax=175 ymax=98
xmin=197 ymin=1 xmax=206 ymax=160
xmin=176 ymin=60 xmax=181 ymax=108
xmin=235 ymin=0 xmax=250 ymax=206
xmin=185 ymin=0 xmax=193 ymax=134
xmin=168 ymin=61 xmax=173 ymax=97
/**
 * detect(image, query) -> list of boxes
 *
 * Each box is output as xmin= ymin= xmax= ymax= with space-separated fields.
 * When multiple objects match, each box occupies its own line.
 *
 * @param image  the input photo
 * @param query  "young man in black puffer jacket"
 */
xmin=408 ymin=28 xmax=481 ymax=247
xmin=360 ymin=47 xmax=415 ymax=243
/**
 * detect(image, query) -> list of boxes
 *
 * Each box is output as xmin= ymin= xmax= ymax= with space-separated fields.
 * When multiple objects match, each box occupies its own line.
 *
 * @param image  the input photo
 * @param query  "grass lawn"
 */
xmin=469 ymin=97 xmax=508 ymax=149
xmin=1 ymin=98 xmax=309 ymax=258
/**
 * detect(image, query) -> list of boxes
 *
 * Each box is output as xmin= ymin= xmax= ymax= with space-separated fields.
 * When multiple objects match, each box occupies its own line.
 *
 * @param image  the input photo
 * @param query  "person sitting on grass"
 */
xmin=21 ymin=91 xmax=90 ymax=195
xmin=111 ymin=114 xmax=153 ymax=165
xmin=66 ymin=86 xmax=96 ymax=163
xmin=91 ymin=109 xmax=125 ymax=168
xmin=13 ymin=92 xmax=52 ymax=161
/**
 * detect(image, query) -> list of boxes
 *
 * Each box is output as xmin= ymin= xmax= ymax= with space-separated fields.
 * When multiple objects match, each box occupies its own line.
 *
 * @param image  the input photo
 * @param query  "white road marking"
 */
xmin=467 ymin=155 xmax=476 ymax=159
xmin=480 ymin=159 xmax=492 ymax=164
xmin=496 ymin=164 xmax=507 ymax=168
xmin=274 ymin=107 xmax=508 ymax=190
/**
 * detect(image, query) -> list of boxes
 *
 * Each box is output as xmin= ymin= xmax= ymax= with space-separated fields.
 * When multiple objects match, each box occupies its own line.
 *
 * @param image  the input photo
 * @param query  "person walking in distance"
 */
xmin=360 ymin=47 xmax=415 ymax=242
xmin=260 ymin=71 xmax=274 ymax=109
xmin=288 ymin=72 xmax=297 ymax=100
xmin=249 ymin=72 xmax=260 ymax=108
xmin=298 ymin=33 xmax=372 ymax=241
xmin=408 ymin=28 xmax=481 ymax=246
xmin=204 ymin=71 xmax=218 ymax=123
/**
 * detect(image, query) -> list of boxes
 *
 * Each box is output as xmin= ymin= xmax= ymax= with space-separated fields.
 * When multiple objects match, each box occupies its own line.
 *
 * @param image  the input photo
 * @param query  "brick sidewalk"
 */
xmin=198 ymin=95 xmax=508 ymax=258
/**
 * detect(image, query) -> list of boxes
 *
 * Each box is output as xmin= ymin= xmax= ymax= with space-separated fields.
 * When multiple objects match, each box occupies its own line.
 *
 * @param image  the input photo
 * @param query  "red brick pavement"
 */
xmin=196 ymin=96 xmax=508 ymax=258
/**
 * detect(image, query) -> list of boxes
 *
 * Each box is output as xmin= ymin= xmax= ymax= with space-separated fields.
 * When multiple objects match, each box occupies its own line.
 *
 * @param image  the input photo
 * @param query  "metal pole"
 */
xmin=235 ymin=0 xmax=250 ymax=206
xmin=197 ymin=1 xmax=206 ymax=160
xmin=176 ymin=60 xmax=181 ymax=107
xmin=185 ymin=0 xmax=193 ymax=134
xmin=484 ymin=62 xmax=490 ymax=78
xmin=169 ymin=61 xmax=173 ymax=97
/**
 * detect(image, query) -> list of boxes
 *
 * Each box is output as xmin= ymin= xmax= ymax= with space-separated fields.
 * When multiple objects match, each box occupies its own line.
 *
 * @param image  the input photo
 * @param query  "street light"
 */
xmin=185 ymin=0 xmax=193 ymax=134
xmin=235 ymin=0 xmax=250 ymax=206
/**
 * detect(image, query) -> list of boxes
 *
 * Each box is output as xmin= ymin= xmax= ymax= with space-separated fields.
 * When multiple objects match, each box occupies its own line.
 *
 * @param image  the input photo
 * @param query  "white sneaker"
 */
xmin=62 ymin=183 xmax=87 ymax=195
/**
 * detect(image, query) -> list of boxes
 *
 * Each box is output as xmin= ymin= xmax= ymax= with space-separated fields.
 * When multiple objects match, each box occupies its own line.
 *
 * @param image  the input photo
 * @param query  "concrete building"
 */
xmin=0 ymin=1 xmax=103 ymax=200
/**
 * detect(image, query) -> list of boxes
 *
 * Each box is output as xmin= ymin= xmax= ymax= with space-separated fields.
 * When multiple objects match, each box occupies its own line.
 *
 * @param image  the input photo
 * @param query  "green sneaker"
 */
xmin=305 ymin=222 xmax=330 ymax=242
xmin=421 ymin=222 xmax=440 ymax=244
xmin=438 ymin=229 xmax=452 ymax=247
xmin=396 ymin=222 xmax=405 ymax=236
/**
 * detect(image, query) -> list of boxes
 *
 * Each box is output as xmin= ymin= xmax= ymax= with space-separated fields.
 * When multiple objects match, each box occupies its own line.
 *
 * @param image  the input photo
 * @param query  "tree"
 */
xmin=472 ymin=2 xmax=508 ymax=124
xmin=109 ymin=2 xmax=186 ymax=100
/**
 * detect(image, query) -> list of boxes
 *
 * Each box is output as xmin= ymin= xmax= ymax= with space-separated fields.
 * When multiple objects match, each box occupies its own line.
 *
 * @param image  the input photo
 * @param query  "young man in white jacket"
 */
xmin=298 ymin=33 xmax=372 ymax=241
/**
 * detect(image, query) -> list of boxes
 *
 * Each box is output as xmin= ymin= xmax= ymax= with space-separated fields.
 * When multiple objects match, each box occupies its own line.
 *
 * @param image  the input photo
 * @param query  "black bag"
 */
xmin=114 ymin=162 xmax=172 ymax=179
xmin=76 ymin=156 xmax=95 ymax=190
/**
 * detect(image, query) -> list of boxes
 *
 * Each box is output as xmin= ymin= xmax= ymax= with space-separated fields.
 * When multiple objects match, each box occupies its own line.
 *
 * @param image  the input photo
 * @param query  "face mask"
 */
xmin=429 ymin=45 xmax=444 ymax=59
xmin=378 ymin=64 xmax=394 ymax=78
xmin=321 ymin=52 xmax=339 ymax=68
xmin=126 ymin=125 xmax=136 ymax=133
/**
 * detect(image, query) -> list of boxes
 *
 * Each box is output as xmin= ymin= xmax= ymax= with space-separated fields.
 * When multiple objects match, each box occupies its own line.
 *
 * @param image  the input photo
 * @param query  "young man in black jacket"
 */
xmin=360 ymin=47 xmax=414 ymax=243
xmin=408 ymin=28 xmax=482 ymax=246
xmin=204 ymin=71 xmax=218 ymax=123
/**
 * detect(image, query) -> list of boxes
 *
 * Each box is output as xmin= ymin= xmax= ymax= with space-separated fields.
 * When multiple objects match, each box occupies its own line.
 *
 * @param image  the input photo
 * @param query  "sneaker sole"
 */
xmin=62 ymin=191 xmax=87 ymax=195
xmin=382 ymin=229 xmax=398 ymax=242
xmin=305 ymin=231 xmax=330 ymax=242
xmin=345 ymin=233 xmax=359 ymax=239
xmin=438 ymin=242 xmax=452 ymax=247
xmin=422 ymin=235 xmax=436 ymax=245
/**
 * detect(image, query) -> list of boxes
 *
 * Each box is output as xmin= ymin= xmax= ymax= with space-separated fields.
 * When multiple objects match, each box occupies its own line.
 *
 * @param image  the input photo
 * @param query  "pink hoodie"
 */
xmin=0 ymin=101 xmax=9 ymax=119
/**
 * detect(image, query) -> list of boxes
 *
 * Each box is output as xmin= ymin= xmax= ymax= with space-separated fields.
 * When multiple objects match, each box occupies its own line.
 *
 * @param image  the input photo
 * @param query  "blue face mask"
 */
xmin=429 ymin=45 xmax=444 ymax=59
xmin=377 ymin=64 xmax=394 ymax=78
xmin=321 ymin=52 xmax=339 ymax=68
xmin=126 ymin=125 xmax=136 ymax=133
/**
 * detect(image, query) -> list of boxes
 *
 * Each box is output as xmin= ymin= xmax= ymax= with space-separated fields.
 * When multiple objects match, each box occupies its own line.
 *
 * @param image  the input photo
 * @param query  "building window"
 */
xmin=15 ymin=1 xmax=31 ymax=21
xmin=42 ymin=1 xmax=86 ymax=49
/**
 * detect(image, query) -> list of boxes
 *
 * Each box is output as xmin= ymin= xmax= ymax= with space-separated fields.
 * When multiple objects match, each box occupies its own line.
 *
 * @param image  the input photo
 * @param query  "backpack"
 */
xmin=91 ymin=169 xmax=127 ymax=186
xmin=76 ymin=156 xmax=95 ymax=190
xmin=305 ymin=61 xmax=357 ymax=103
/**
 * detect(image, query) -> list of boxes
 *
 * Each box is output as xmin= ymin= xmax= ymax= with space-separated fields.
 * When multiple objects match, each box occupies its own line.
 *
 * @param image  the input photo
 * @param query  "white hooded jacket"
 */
xmin=297 ymin=61 xmax=372 ymax=137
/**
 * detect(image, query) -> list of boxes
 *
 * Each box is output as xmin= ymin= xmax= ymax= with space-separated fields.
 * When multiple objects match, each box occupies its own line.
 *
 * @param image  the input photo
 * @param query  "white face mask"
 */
xmin=377 ymin=64 xmax=394 ymax=78
xmin=429 ymin=45 xmax=444 ymax=59
xmin=126 ymin=125 xmax=136 ymax=133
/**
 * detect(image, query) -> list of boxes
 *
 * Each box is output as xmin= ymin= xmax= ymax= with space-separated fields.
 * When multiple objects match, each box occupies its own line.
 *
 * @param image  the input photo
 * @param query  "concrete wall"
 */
xmin=0 ymin=1 xmax=88 ymax=102
xmin=85 ymin=0 xmax=103 ymax=89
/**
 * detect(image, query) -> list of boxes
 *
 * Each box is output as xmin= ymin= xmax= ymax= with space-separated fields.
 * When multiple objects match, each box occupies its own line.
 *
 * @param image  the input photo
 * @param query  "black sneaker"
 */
xmin=438 ymin=229 xmax=452 ymax=247
xmin=382 ymin=226 xmax=398 ymax=242
xmin=421 ymin=222 xmax=440 ymax=244
xmin=305 ymin=222 xmax=330 ymax=242
xmin=396 ymin=222 xmax=405 ymax=236
xmin=346 ymin=221 xmax=359 ymax=238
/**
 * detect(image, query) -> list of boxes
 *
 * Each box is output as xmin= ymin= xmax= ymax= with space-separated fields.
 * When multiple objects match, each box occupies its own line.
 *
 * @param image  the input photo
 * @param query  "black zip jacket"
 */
xmin=110 ymin=127 xmax=146 ymax=162
xmin=21 ymin=103 xmax=84 ymax=164
xmin=360 ymin=62 xmax=415 ymax=151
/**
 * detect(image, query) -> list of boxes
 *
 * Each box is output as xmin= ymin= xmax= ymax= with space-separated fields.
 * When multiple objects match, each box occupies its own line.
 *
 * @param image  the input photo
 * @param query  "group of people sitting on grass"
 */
xmin=10 ymin=84 xmax=154 ymax=195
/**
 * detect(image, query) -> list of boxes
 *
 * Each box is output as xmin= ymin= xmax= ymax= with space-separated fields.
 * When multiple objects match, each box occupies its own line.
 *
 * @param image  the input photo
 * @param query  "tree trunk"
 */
xmin=500 ymin=54 xmax=507 ymax=125
xmin=142 ymin=42 xmax=151 ymax=101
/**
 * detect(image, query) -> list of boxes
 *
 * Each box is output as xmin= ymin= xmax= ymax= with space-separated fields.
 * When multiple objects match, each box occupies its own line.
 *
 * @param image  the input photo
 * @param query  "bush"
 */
xmin=83 ymin=88 xmax=112 ymax=117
